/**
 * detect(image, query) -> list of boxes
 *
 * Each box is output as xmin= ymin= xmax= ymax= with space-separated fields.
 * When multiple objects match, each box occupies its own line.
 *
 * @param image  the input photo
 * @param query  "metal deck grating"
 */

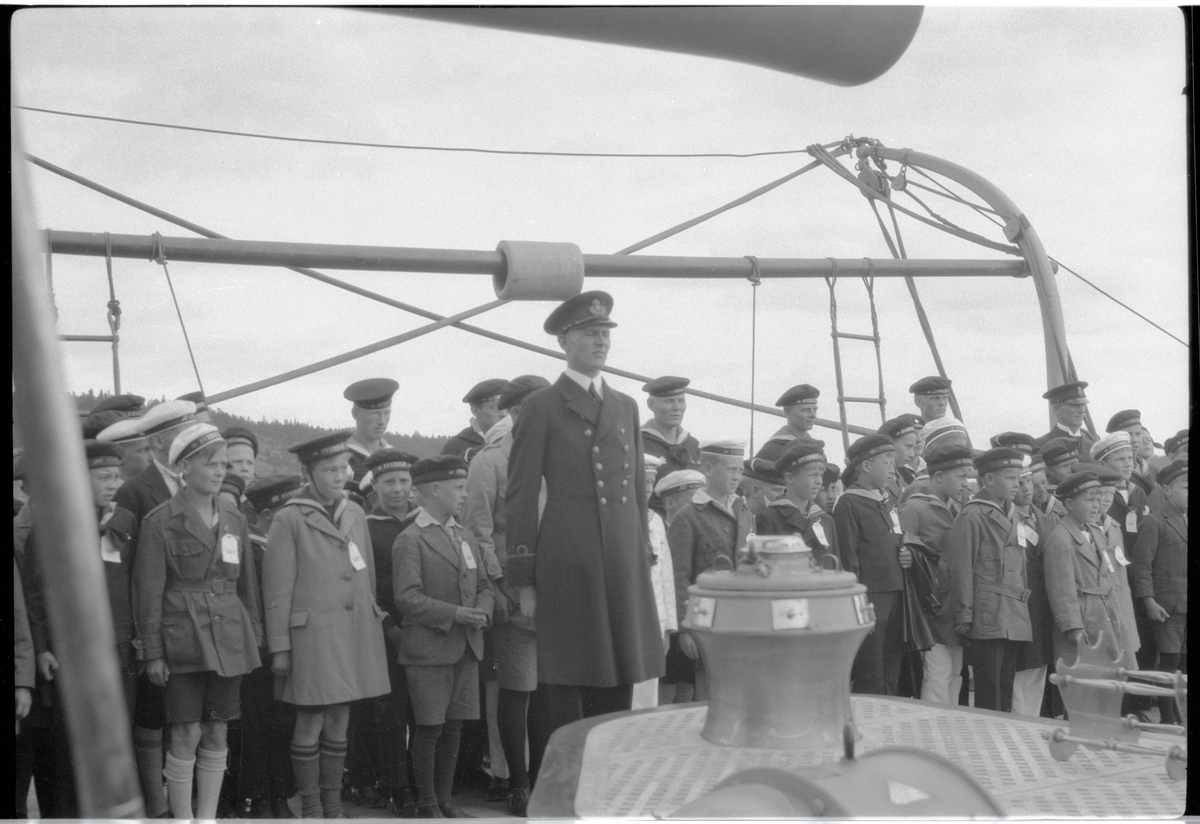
xmin=571 ymin=698 xmax=1186 ymax=817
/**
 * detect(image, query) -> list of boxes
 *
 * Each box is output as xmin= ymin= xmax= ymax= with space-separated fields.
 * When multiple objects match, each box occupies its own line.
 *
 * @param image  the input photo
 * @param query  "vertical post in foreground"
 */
xmin=11 ymin=116 xmax=144 ymax=817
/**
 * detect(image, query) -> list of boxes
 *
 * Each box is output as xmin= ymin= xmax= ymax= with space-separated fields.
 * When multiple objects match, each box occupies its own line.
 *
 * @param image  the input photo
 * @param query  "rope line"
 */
xmin=1051 ymin=258 xmax=1189 ymax=347
xmin=905 ymin=166 xmax=1004 ymax=217
xmin=746 ymin=255 xmax=762 ymax=452
xmin=18 ymin=105 xmax=834 ymax=160
xmin=151 ymin=233 xmax=207 ymax=397
xmin=104 ymin=233 xmax=122 ymax=394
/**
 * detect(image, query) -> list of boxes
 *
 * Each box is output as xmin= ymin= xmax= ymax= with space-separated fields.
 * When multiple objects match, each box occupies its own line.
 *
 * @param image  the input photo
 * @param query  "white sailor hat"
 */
xmin=655 ymin=469 xmax=706 ymax=498
xmin=96 ymin=417 xmax=148 ymax=445
xmin=169 ymin=423 xmax=224 ymax=466
xmin=920 ymin=416 xmax=968 ymax=448
xmin=699 ymin=439 xmax=746 ymax=459
xmin=1091 ymin=430 xmax=1133 ymax=463
xmin=140 ymin=400 xmax=197 ymax=436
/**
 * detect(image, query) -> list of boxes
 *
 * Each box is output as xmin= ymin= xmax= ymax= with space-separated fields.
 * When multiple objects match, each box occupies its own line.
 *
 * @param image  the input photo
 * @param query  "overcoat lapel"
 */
xmin=288 ymin=497 xmax=348 ymax=542
xmin=1165 ymin=509 xmax=1187 ymax=544
xmin=1066 ymin=520 xmax=1102 ymax=569
xmin=596 ymin=380 xmax=622 ymax=440
xmin=557 ymin=375 xmax=599 ymax=426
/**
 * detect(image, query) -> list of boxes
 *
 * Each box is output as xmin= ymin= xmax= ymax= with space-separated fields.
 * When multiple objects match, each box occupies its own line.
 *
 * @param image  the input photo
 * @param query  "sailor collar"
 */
xmin=692 ymin=488 xmax=737 ymax=514
xmin=768 ymin=498 xmax=824 ymax=520
xmin=286 ymin=491 xmax=350 ymax=523
xmin=642 ymin=423 xmax=691 ymax=446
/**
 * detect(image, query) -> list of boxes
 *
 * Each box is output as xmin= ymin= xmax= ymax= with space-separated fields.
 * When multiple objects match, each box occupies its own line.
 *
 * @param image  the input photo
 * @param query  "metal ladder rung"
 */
xmin=839 ymin=395 xmax=886 ymax=405
xmin=833 ymin=331 xmax=879 ymax=342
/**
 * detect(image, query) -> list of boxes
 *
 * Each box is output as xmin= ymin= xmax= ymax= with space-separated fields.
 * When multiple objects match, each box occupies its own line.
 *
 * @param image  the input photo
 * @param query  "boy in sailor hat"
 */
xmin=945 ymin=448 xmax=1032 ymax=712
xmin=754 ymin=384 xmax=821 ymax=462
xmin=834 ymin=434 xmax=913 ymax=696
xmin=631 ymin=454 xmax=678 ymax=715
xmin=1106 ymin=409 xmax=1157 ymax=491
xmin=757 ymin=440 xmax=837 ymax=561
xmin=394 ymin=456 xmax=494 ymax=818
xmin=1042 ymin=471 xmax=1130 ymax=671
xmin=442 ymin=379 xmax=510 ymax=462
xmin=264 ymin=431 xmax=390 ymax=818
xmin=910 ymin=376 xmax=953 ymax=422
xmin=640 ymin=376 xmax=700 ymax=474
xmin=97 ymin=416 xmax=155 ymax=482
xmin=1129 ymin=461 xmax=1188 ymax=724
xmin=1010 ymin=452 xmax=1057 ymax=717
xmin=898 ymin=444 xmax=973 ymax=705
xmin=653 ymin=469 xmax=706 ymax=706
xmin=133 ymin=424 xmax=262 ymax=819
xmin=740 ymin=456 xmax=785 ymax=518
xmin=667 ymin=440 xmax=753 ymax=699
xmin=1035 ymin=381 xmax=1096 ymax=456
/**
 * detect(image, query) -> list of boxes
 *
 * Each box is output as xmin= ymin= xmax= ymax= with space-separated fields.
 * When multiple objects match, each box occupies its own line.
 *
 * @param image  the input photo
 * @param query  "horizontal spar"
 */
xmin=46 ymin=230 xmax=1034 ymax=278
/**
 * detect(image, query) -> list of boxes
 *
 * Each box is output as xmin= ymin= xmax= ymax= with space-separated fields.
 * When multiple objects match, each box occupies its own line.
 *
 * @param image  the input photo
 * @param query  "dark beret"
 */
xmin=1054 ymin=471 xmax=1101 ymax=500
xmin=84 ymin=439 xmax=123 ymax=469
xmin=989 ymin=432 xmax=1038 ymax=455
xmin=642 ymin=376 xmax=690 ymax=398
xmin=499 ymin=375 xmax=551 ymax=410
xmin=343 ymin=378 xmax=399 ymax=410
xmin=775 ymin=384 xmax=820 ymax=407
xmin=245 ymin=475 xmax=304 ymax=512
xmin=222 ymin=427 xmax=259 ymax=456
xmin=846 ymin=434 xmax=893 ymax=467
xmin=411 ymin=455 xmax=469 ymax=485
xmin=463 ymin=379 xmax=509 ymax=406
xmin=288 ymin=430 xmax=352 ymax=465
xmin=1106 ymin=409 xmax=1141 ymax=433
xmin=974 ymin=447 xmax=1027 ymax=476
xmin=909 ymin=376 xmax=952 ymax=395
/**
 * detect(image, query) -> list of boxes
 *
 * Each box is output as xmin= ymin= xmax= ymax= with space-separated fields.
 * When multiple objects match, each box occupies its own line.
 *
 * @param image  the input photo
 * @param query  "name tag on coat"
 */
xmin=348 ymin=541 xmax=367 ymax=571
xmin=811 ymin=522 xmax=828 ymax=548
xmin=101 ymin=534 xmax=122 ymax=564
xmin=889 ymin=511 xmax=903 ymax=534
xmin=1125 ymin=511 xmax=1138 ymax=533
xmin=221 ymin=533 xmax=240 ymax=564
xmin=462 ymin=540 xmax=477 ymax=570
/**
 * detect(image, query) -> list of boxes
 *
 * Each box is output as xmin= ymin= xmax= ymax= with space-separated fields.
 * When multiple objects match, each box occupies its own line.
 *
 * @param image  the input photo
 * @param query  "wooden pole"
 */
xmin=11 ymin=116 xmax=144 ymax=817
xmin=45 ymin=230 xmax=1032 ymax=280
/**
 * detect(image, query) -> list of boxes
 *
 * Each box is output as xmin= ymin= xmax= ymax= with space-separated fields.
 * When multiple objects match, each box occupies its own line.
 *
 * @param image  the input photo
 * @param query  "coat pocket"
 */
xmin=289 ymin=611 xmax=310 ymax=628
xmin=161 ymin=613 xmax=203 ymax=666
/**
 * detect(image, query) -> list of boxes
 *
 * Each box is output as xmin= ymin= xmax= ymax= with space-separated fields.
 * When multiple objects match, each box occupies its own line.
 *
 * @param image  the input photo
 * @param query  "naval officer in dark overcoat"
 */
xmin=505 ymin=291 xmax=664 ymax=783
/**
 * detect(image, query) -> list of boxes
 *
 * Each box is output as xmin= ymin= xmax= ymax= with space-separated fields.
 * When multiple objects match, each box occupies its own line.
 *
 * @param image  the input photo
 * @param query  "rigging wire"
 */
xmin=18 ymin=105 xmax=832 ymax=160
xmin=150 ymin=232 xmax=207 ymax=397
xmin=896 ymin=164 xmax=1189 ymax=350
xmin=745 ymin=256 xmax=762 ymax=452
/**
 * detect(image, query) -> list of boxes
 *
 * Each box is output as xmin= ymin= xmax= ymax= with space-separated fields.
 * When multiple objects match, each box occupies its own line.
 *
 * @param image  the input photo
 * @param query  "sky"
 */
xmin=12 ymin=7 xmax=1191 ymax=467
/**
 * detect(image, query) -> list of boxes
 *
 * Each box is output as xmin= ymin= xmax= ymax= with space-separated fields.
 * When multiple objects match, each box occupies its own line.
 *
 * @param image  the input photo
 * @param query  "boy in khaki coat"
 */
xmin=395 ymin=456 xmax=495 ymax=818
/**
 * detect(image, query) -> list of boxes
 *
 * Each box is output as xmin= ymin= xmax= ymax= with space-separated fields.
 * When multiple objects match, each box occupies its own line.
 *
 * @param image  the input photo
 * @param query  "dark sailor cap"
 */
xmin=974 ymin=447 xmax=1027 ymax=476
xmin=288 ymin=430 xmax=353 ymax=465
xmin=989 ymin=431 xmax=1038 ymax=454
xmin=366 ymin=448 xmax=419 ymax=478
xmin=879 ymin=415 xmax=923 ymax=440
xmin=909 ymin=376 xmax=952 ymax=396
xmin=84 ymin=440 xmax=123 ymax=470
xmin=1041 ymin=437 xmax=1080 ymax=468
xmin=222 ymin=427 xmax=259 ymax=456
xmin=742 ymin=457 xmax=784 ymax=486
xmin=543 ymin=290 xmax=616 ymax=335
xmin=1158 ymin=460 xmax=1187 ymax=486
xmin=220 ymin=473 xmax=246 ymax=500
xmin=177 ymin=391 xmax=209 ymax=414
xmin=463 ymin=378 xmax=509 ymax=406
xmin=1054 ymin=471 xmax=1101 ymax=500
xmin=1043 ymin=381 xmax=1088 ymax=403
xmin=846 ymin=434 xmax=894 ymax=467
xmin=245 ymin=475 xmax=304 ymax=512
xmin=775 ymin=441 xmax=827 ymax=476
xmin=411 ymin=455 xmax=469 ymax=485
xmin=1106 ymin=409 xmax=1141 ymax=433
xmin=925 ymin=444 xmax=974 ymax=473
xmin=499 ymin=375 xmax=551 ymax=410
xmin=344 ymin=378 xmax=399 ymax=410
xmin=775 ymin=384 xmax=820 ymax=407
xmin=92 ymin=393 xmax=146 ymax=416
xmin=823 ymin=464 xmax=841 ymax=487
xmin=642 ymin=376 xmax=690 ymax=398
xmin=1164 ymin=429 xmax=1188 ymax=455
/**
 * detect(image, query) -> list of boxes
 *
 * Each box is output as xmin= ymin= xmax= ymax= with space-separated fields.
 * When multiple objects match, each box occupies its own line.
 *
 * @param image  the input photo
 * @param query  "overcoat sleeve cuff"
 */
xmin=506 ymin=552 xmax=536 ymax=587
xmin=267 ymin=635 xmax=292 ymax=654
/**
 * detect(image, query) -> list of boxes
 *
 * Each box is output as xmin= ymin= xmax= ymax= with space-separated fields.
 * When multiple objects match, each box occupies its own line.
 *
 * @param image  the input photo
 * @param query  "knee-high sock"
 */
xmin=497 ymin=689 xmax=530 ymax=789
xmin=411 ymin=724 xmax=442 ymax=806
xmin=318 ymin=737 xmax=348 ymax=818
xmin=1158 ymin=653 xmax=1181 ymax=724
xmin=434 ymin=720 xmax=463 ymax=807
xmin=163 ymin=751 xmax=196 ymax=820
xmin=290 ymin=742 xmax=321 ymax=818
xmin=194 ymin=746 xmax=228 ymax=819
xmin=134 ymin=727 xmax=170 ymax=817
xmin=484 ymin=680 xmax=509 ymax=780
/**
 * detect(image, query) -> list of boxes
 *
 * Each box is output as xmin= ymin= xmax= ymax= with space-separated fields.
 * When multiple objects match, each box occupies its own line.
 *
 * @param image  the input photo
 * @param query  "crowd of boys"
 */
xmin=13 ymin=291 xmax=1189 ymax=819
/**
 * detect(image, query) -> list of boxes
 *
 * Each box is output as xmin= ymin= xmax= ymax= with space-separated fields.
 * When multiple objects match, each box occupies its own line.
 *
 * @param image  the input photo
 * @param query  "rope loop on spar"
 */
xmin=104 ymin=232 xmax=121 ymax=333
xmin=151 ymin=231 xmax=207 ymax=397
xmin=746 ymin=255 xmax=762 ymax=451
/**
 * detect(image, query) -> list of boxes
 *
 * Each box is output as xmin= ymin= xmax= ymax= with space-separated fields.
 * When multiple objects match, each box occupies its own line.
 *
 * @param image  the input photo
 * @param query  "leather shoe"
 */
xmin=485 ymin=776 xmax=509 ymax=802
xmin=415 ymin=803 xmax=445 ymax=818
xmin=272 ymin=796 xmax=298 ymax=818
xmin=507 ymin=786 xmax=530 ymax=817
xmin=351 ymin=783 xmax=391 ymax=809
xmin=393 ymin=786 xmax=421 ymax=818
xmin=438 ymin=802 xmax=475 ymax=818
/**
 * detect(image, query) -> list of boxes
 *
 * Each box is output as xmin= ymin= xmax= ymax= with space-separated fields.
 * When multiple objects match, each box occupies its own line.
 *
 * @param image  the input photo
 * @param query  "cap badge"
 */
xmin=589 ymin=299 xmax=606 ymax=317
